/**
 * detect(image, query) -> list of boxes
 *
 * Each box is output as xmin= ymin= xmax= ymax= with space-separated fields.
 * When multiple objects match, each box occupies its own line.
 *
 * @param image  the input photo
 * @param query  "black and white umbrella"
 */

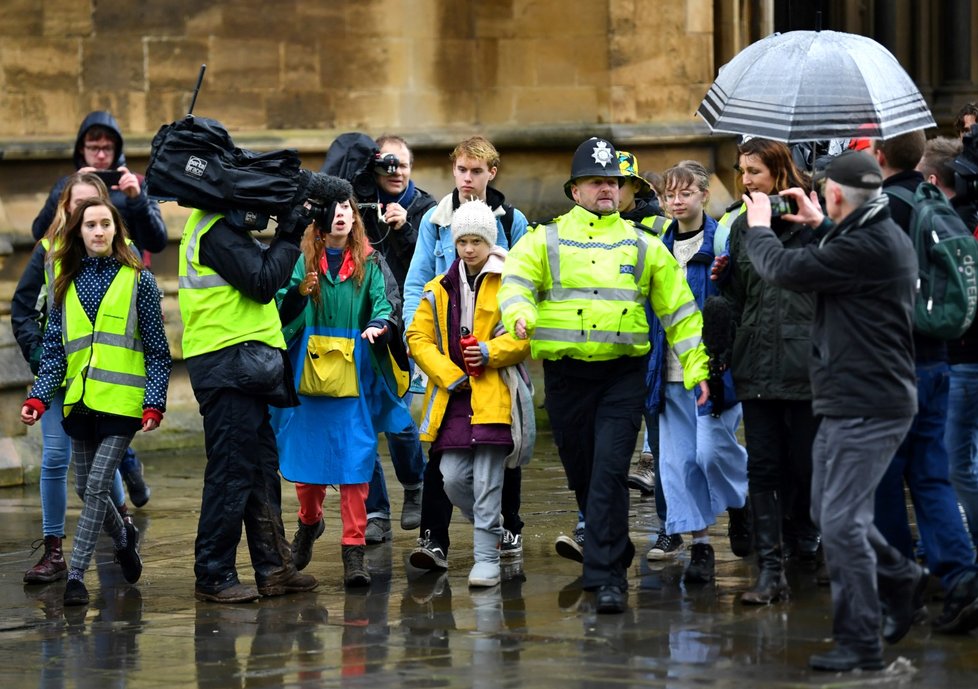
xmin=696 ymin=30 xmax=935 ymax=143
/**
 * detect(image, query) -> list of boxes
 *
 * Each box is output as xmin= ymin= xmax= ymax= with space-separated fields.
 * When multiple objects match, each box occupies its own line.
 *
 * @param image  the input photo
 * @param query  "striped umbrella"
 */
xmin=697 ymin=30 xmax=935 ymax=143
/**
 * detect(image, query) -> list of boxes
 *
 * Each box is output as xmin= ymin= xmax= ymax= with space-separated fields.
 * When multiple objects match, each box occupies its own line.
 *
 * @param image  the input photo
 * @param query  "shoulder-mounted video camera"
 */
xmin=952 ymin=124 xmax=978 ymax=203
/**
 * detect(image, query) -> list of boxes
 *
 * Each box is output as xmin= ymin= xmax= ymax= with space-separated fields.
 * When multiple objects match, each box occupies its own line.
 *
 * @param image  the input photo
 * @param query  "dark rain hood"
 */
xmin=72 ymin=111 xmax=126 ymax=169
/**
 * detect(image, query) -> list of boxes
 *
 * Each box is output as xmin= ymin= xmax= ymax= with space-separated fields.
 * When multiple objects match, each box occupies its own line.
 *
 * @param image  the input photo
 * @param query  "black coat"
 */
xmin=723 ymin=213 xmax=817 ymax=400
xmin=744 ymin=198 xmax=918 ymax=419
xmin=361 ymin=186 xmax=437 ymax=290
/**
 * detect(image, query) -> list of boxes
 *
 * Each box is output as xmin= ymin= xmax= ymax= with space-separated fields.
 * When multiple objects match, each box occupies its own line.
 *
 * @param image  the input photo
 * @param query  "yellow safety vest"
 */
xmin=62 ymin=266 xmax=145 ymax=418
xmin=178 ymin=210 xmax=286 ymax=358
xmin=499 ymin=205 xmax=709 ymax=387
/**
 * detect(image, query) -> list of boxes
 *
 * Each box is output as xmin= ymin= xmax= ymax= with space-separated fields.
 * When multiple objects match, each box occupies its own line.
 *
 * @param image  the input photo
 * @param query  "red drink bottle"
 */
xmin=459 ymin=327 xmax=484 ymax=377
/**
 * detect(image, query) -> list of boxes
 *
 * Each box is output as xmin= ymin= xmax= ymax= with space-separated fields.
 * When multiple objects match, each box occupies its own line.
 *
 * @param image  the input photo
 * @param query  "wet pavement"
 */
xmin=1 ymin=439 xmax=975 ymax=688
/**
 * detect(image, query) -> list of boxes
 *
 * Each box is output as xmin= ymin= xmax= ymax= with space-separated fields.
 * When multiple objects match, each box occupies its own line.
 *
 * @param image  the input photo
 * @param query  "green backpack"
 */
xmin=886 ymin=183 xmax=978 ymax=339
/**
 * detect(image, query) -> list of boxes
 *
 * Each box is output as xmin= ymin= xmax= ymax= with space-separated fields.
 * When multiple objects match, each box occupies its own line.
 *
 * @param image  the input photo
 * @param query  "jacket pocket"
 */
xmin=781 ymin=323 xmax=812 ymax=384
xmin=231 ymin=341 xmax=285 ymax=393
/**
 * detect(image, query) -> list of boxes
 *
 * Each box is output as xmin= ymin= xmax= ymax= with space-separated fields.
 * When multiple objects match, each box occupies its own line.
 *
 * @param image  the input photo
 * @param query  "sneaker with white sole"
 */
xmin=646 ymin=532 xmax=684 ymax=560
xmin=409 ymin=530 xmax=448 ymax=570
xmin=555 ymin=527 xmax=584 ymax=563
xmin=468 ymin=561 xmax=501 ymax=588
xmin=628 ymin=452 xmax=655 ymax=493
xmin=501 ymin=529 xmax=523 ymax=559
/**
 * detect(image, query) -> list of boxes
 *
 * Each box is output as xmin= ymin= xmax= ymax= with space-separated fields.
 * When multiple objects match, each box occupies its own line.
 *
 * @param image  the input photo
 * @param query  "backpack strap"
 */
xmin=883 ymin=185 xmax=915 ymax=207
xmin=501 ymin=204 xmax=515 ymax=247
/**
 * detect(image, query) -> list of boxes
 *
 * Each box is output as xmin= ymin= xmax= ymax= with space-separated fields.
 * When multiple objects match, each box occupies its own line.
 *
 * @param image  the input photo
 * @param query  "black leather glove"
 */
xmin=276 ymin=204 xmax=315 ymax=244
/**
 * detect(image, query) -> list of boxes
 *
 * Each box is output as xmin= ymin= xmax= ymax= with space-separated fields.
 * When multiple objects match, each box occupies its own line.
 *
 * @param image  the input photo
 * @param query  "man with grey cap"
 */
xmin=499 ymin=137 xmax=709 ymax=613
xmin=740 ymin=150 xmax=927 ymax=672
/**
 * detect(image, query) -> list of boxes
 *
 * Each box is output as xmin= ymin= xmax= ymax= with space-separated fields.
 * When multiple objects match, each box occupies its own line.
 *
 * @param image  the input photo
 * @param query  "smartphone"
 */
xmin=94 ymin=169 xmax=123 ymax=187
xmin=768 ymin=194 xmax=798 ymax=218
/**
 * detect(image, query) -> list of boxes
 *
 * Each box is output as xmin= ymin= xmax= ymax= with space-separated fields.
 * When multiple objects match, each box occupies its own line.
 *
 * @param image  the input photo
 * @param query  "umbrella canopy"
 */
xmin=697 ymin=30 xmax=935 ymax=143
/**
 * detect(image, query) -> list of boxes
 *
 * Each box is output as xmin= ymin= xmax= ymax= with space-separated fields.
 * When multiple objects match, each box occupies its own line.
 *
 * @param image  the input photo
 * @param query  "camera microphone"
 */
xmin=702 ymin=295 xmax=735 ymax=417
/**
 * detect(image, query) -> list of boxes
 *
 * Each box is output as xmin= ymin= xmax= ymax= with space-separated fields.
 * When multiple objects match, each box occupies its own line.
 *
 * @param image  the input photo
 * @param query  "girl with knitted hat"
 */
xmin=406 ymin=199 xmax=531 ymax=587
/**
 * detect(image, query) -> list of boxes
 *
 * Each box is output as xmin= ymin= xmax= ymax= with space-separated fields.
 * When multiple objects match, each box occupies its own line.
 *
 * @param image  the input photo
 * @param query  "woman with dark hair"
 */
xmin=719 ymin=137 xmax=820 ymax=605
xmin=20 ymin=198 xmax=171 ymax=606
xmin=273 ymin=199 xmax=413 ymax=587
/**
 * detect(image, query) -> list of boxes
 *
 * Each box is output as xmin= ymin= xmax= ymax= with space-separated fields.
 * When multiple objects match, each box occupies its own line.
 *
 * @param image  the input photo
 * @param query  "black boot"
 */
xmin=727 ymin=503 xmax=753 ymax=557
xmin=290 ymin=519 xmax=325 ymax=571
xmin=741 ymin=491 xmax=788 ymax=605
xmin=342 ymin=545 xmax=371 ymax=587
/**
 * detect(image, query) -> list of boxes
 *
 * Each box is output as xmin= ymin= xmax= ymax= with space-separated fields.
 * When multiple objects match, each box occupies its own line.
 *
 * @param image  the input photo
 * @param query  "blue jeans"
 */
xmin=945 ymin=362 xmax=978 ymax=552
xmin=365 ymin=423 xmax=427 ymax=520
xmin=40 ymin=388 xmax=125 ymax=536
xmin=875 ymin=361 xmax=978 ymax=588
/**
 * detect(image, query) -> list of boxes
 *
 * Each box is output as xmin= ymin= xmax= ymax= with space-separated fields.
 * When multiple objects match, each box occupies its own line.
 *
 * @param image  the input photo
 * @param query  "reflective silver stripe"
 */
xmin=92 ymin=332 xmax=144 ymax=352
xmin=539 ymin=287 xmax=640 ymax=302
xmin=65 ymin=335 xmax=93 ymax=356
xmin=672 ymin=334 xmax=703 ymax=356
xmin=659 ymin=299 xmax=700 ymax=329
xmin=543 ymin=223 xmax=561 ymax=287
xmin=87 ymin=368 xmax=146 ymax=388
xmin=533 ymin=327 xmax=647 ymax=345
xmin=125 ymin=272 xmax=140 ymax=341
xmin=422 ymin=291 xmax=443 ymax=353
xmin=501 ymin=273 xmax=537 ymax=293
xmin=633 ymin=229 xmax=649 ymax=286
xmin=499 ymin=294 xmax=533 ymax=312
xmin=182 ymin=213 xmax=228 ymax=289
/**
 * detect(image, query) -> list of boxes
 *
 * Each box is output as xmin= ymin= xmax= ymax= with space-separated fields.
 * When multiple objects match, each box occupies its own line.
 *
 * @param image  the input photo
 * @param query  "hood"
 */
xmin=73 ymin=111 xmax=126 ymax=169
xmin=431 ymin=186 xmax=509 ymax=227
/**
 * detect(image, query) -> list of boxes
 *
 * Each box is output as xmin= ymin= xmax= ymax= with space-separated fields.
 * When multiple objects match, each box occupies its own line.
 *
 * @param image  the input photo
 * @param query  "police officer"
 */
xmin=499 ymin=138 xmax=710 ymax=613
xmin=178 ymin=172 xmax=351 ymax=603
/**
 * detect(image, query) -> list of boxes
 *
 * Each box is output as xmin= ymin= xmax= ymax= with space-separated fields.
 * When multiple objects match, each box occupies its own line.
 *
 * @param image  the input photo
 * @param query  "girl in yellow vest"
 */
xmin=20 ymin=198 xmax=171 ymax=607
xmin=12 ymin=173 xmax=143 ymax=585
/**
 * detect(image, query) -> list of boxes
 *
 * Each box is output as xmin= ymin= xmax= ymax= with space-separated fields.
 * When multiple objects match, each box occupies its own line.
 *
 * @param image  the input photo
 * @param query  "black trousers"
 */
xmin=418 ymin=456 xmax=523 ymax=551
xmin=543 ymin=357 xmax=645 ymax=590
xmin=193 ymin=387 xmax=292 ymax=592
xmin=741 ymin=398 xmax=820 ymax=542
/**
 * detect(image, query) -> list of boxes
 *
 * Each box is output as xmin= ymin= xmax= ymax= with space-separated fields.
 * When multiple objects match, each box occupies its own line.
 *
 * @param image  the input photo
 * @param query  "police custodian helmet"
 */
xmin=564 ymin=137 xmax=626 ymax=199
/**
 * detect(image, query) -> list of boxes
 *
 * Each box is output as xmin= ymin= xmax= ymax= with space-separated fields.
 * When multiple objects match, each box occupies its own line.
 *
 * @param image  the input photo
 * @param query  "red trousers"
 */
xmin=295 ymin=482 xmax=368 ymax=545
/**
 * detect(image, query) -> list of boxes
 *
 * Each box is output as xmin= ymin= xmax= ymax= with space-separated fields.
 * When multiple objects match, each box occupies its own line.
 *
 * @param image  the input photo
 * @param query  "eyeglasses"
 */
xmin=84 ymin=144 xmax=115 ymax=155
xmin=664 ymin=189 xmax=702 ymax=203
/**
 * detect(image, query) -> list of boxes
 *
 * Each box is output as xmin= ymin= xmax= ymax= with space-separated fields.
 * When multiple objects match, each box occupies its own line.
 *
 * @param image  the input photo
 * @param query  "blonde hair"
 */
xmin=44 ymin=172 xmax=111 ymax=244
xmin=451 ymin=136 xmax=500 ymax=168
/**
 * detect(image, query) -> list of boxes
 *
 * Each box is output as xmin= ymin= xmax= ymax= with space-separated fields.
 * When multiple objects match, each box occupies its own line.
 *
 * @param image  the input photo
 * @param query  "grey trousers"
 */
xmin=811 ymin=415 xmax=915 ymax=650
xmin=440 ymin=445 xmax=507 ymax=565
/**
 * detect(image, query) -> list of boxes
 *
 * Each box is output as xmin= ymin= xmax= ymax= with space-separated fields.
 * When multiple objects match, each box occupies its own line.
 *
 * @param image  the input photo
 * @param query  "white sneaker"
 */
xmin=468 ymin=561 xmax=501 ymax=587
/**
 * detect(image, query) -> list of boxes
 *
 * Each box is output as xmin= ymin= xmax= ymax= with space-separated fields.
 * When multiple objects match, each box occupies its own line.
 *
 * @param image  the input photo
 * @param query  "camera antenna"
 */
xmin=188 ymin=64 xmax=207 ymax=116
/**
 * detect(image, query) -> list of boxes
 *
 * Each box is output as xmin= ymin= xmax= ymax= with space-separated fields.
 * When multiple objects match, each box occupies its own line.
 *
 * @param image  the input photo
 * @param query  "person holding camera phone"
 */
xmin=29 ymin=111 xmax=163 ymax=515
xmin=714 ymin=137 xmax=821 ymax=606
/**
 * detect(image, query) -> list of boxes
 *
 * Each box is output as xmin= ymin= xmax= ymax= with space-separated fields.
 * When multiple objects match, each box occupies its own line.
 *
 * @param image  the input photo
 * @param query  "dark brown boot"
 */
xmin=342 ymin=545 xmax=371 ymax=587
xmin=24 ymin=536 xmax=67 ymax=584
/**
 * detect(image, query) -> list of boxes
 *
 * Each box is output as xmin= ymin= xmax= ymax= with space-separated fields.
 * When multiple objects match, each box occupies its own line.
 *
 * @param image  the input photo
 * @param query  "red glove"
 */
xmin=23 ymin=398 xmax=46 ymax=419
xmin=142 ymin=408 xmax=163 ymax=426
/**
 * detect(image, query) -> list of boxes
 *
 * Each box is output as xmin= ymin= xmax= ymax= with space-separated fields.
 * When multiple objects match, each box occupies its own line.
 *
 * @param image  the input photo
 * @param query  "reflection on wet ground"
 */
xmin=1 ymin=440 xmax=975 ymax=688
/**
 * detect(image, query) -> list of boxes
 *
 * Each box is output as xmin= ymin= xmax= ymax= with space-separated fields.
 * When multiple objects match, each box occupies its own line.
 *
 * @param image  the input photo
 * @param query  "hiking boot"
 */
xmin=627 ymin=452 xmax=655 ymax=493
xmin=194 ymin=582 xmax=260 ymax=604
xmin=24 ymin=536 xmax=67 ymax=584
xmin=683 ymin=543 xmax=715 ymax=583
xmin=291 ymin=519 xmax=325 ymax=571
xmin=468 ymin=561 xmax=501 ymax=588
xmin=114 ymin=520 xmax=142 ymax=584
xmin=120 ymin=452 xmax=150 ymax=508
xmin=646 ymin=532 xmax=684 ymax=560
xmin=400 ymin=488 xmax=422 ymax=530
xmin=933 ymin=570 xmax=978 ymax=634
xmin=409 ymin=530 xmax=448 ymax=570
xmin=501 ymin=529 xmax=523 ymax=559
xmin=63 ymin=579 xmax=89 ymax=607
xmin=727 ymin=505 xmax=752 ymax=557
xmin=257 ymin=570 xmax=318 ymax=597
xmin=342 ymin=545 xmax=372 ymax=588
xmin=555 ymin=527 xmax=584 ymax=563
xmin=365 ymin=517 xmax=392 ymax=544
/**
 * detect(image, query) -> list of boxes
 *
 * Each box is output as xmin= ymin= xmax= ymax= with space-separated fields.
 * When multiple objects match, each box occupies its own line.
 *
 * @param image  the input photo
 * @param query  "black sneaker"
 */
xmin=501 ymin=529 xmax=523 ymax=559
xmin=646 ymin=532 xmax=684 ymax=560
xmin=409 ymin=530 xmax=448 ymax=570
xmin=933 ymin=570 xmax=978 ymax=634
xmin=64 ymin=578 xmax=90 ymax=607
xmin=114 ymin=520 xmax=142 ymax=584
xmin=683 ymin=543 xmax=715 ymax=583
xmin=555 ymin=527 xmax=584 ymax=563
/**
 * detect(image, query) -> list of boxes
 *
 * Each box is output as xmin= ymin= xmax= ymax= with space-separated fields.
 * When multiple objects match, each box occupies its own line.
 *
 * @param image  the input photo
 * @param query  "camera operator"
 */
xmin=361 ymin=135 xmax=437 ymax=290
xmin=178 ymin=171 xmax=352 ymax=603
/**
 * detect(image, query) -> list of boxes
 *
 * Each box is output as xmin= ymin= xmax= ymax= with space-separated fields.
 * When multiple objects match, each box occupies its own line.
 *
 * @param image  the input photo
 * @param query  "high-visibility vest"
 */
xmin=499 ymin=205 xmax=705 ymax=370
xmin=178 ymin=210 xmax=285 ymax=358
xmin=62 ymin=266 xmax=145 ymax=418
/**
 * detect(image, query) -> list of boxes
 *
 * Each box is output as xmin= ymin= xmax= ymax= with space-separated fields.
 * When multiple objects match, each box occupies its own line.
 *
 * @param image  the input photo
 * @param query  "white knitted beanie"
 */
xmin=451 ymin=199 xmax=497 ymax=247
